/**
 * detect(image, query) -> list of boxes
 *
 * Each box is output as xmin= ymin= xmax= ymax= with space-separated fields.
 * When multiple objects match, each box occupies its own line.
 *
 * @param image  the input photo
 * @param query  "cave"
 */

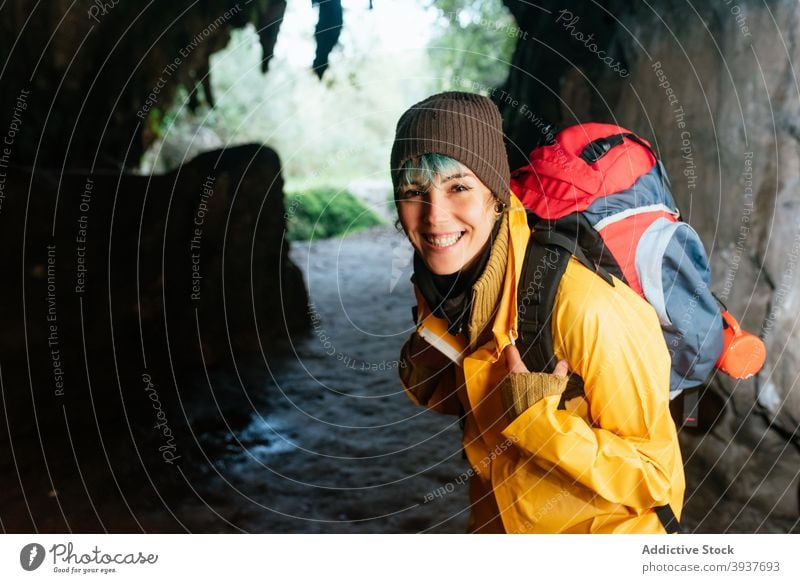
xmin=0 ymin=0 xmax=797 ymax=538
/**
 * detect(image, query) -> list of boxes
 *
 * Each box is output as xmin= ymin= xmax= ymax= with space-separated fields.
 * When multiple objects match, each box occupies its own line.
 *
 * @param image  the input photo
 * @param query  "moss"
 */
xmin=284 ymin=187 xmax=383 ymax=241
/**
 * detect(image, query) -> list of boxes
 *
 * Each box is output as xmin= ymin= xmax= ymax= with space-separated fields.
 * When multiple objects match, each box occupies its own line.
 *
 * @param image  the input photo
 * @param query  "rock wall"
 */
xmin=0 ymin=145 xmax=309 ymax=530
xmin=500 ymin=0 xmax=799 ymax=532
xmin=0 ymin=0 xmax=287 ymax=171
xmin=0 ymin=142 xmax=308 ymax=380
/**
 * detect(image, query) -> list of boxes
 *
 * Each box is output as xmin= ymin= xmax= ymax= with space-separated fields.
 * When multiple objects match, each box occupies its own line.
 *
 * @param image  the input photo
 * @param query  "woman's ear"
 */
xmin=493 ymin=198 xmax=505 ymax=215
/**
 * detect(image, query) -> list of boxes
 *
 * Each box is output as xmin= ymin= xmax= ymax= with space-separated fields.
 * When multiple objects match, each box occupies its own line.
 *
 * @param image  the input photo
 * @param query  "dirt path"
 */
xmin=182 ymin=226 xmax=471 ymax=533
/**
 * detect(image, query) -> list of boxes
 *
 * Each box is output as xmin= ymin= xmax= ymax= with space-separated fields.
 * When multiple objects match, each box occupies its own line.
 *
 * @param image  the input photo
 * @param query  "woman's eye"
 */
xmin=451 ymin=183 xmax=471 ymax=192
xmin=399 ymin=189 xmax=424 ymax=200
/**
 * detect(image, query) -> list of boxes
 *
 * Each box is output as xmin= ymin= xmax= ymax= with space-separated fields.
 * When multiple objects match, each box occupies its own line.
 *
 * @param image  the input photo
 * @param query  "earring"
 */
xmin=494 ymin=201 xmax=504 ymax=214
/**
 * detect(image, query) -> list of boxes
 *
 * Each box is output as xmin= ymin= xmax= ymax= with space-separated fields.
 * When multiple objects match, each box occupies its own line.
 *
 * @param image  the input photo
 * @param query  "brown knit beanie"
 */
xmin=390 ymin=91 xmax=510 ymax=205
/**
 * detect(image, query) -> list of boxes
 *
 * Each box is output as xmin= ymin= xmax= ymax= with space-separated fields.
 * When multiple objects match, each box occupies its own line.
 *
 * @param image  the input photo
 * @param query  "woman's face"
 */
xmin=396 ymin=163 xmax=497 ymax=275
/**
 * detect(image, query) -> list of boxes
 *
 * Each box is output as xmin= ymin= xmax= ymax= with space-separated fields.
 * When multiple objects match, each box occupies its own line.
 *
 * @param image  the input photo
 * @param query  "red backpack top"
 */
xmin=514 ymin=123 xmax=656 ymax=216
xmin=511 ymin=123 xmax=679 ymax=297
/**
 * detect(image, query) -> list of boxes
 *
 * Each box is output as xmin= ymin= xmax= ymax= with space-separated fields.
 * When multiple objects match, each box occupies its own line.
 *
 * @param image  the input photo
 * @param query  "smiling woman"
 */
xmin=390 ymin=91 xmax=686 ymax=534
xmin=391 ymin=92 xmax=510 ymax=281
xmin=395 ymin=154 xmax=499 ymax=276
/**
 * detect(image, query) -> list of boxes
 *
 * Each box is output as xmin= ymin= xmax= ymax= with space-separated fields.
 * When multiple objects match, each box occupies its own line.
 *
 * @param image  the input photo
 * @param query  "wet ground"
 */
xmin=175 ymin=225 xmax=471 ymax=533
xmin=3 ymin=223 xmax=796 ymax=533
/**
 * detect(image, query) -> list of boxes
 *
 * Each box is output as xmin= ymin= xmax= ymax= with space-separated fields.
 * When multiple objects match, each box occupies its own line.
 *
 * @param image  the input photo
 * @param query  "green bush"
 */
xmin=285 ymin=187 xmax=383 ymax=241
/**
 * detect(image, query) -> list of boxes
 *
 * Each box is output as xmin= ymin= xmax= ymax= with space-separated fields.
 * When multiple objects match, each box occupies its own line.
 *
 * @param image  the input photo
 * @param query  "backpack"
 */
xmin=510 ymin=123 xmax=765 ymax=428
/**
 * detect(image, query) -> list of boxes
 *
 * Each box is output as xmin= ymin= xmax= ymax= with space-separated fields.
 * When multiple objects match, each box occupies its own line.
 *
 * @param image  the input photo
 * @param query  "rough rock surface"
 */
xmin=500 ymin=0 xmax=800 ymax=532
xmin=0 ymin=145 xmax=309 ymax=531
xmin=0 ymin=0 xmax=286 ymax=170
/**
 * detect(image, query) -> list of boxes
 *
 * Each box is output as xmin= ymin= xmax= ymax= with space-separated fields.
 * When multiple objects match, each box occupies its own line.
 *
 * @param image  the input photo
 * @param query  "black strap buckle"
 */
xmin=579 ymin=133 xmax=626 ymax=164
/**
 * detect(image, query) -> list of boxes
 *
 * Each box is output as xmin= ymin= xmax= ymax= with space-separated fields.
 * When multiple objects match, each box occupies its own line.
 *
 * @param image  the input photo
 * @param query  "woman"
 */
xmin=391 ymin=91 xmax=685 ymax=534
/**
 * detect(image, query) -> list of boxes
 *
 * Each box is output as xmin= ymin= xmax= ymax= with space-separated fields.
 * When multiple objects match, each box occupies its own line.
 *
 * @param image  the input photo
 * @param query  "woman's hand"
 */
xmin=501 ymin=345 xmax=570 ymax=422
xmin=503 ymin=344 xmax=568 ymax=376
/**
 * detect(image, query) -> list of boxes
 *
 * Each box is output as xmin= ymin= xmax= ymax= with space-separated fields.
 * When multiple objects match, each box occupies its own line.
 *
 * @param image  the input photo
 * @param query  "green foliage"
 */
xmin=204 ymin=22 xmax=431 ymax=186
xmin=428 ymin=0 xmax=516 ymax=92
xmin=285 ymin=187 xmax=383 ymax=241
xmin=138 ymin=1 xmax=515 ymax=230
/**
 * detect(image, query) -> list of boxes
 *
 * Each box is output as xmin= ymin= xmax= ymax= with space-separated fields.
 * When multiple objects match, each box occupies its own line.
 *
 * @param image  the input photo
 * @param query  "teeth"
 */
xmin=426 ymin=232 xmax=463 ymax=248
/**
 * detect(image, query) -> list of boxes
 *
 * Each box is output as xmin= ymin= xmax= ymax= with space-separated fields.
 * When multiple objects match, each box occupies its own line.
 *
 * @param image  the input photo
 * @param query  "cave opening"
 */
xmin=1 ymin=0 xmax=798 ymax=537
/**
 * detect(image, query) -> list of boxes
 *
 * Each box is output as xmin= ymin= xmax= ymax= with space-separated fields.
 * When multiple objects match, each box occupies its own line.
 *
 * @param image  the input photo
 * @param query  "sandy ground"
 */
xmin=178 ymin=225 xmax=471 ymax=533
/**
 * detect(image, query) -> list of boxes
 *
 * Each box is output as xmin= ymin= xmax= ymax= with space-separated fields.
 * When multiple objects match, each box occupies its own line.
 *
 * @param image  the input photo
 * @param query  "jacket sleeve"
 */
xmin=501 ymin=262 xmax=683 ymax=510
xmin=399 ymin=334 xmax=462 ymax=416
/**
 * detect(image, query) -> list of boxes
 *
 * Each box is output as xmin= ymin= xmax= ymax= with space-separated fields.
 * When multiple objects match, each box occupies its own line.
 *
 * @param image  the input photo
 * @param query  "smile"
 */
xmin=423 ymin=231 xmax=465 ymax=248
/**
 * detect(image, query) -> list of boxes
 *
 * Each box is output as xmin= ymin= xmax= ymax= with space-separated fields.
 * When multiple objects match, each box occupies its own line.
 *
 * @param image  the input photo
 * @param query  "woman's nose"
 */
xmin=422 ymin=188 xmax=449 ymax=225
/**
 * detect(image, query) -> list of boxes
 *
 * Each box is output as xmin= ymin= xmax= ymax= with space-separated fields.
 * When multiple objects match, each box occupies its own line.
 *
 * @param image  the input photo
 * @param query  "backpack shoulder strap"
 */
xmin=655 ymin=505 xmax=681 ymax=534
xmin=516 ymin=212 xmax=590 ymax=403
xmin=516 ymin=212 xmax=569 ymax=374
xmin=517 ymin=211 xmax=613 ymax=380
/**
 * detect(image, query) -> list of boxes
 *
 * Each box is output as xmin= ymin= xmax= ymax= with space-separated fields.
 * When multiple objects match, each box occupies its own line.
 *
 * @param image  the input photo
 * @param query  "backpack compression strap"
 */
xmin=579 ymin=132 xmax=657 ymax=164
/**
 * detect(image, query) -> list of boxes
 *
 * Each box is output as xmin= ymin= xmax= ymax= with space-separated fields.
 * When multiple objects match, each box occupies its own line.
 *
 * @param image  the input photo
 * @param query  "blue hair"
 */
xmin=395 ymin=153 xmax=464 ymax=196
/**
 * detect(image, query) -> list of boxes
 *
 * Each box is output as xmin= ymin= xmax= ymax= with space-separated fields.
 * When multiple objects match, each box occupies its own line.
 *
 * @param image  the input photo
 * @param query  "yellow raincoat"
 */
xmin=400 ymin=194 xmax=685 ymax=533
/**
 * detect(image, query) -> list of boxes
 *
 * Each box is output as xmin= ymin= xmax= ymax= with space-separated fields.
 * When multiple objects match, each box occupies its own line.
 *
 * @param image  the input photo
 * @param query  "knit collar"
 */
xmin=467 ymin=210 xmax=509 ymax=349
